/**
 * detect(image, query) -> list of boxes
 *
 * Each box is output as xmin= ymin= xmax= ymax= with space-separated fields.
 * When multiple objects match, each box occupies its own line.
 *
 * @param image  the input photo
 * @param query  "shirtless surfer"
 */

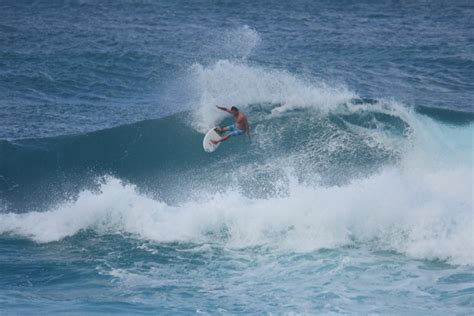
xmin=211 ymin=106 xmax=250 ymax=144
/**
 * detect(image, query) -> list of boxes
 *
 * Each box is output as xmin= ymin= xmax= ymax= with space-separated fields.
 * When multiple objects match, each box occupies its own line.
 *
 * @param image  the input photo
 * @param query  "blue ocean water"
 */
xmin=1 ymin=0 xmax=473 ymax=314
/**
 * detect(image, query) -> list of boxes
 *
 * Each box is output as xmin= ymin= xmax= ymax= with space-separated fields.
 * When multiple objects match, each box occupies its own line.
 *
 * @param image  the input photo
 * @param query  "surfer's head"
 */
xmin=231 ymin=106 xmax=239 ymax=113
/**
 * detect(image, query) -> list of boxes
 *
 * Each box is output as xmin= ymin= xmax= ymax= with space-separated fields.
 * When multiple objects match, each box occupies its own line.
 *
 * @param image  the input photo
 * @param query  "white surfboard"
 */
xmin=203 ymin=128 xmax=221 ymax=153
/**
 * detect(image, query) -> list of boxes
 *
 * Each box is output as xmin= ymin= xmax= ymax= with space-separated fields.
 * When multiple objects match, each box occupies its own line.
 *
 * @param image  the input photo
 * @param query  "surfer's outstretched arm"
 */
xmin=216 ymin=105 xmax=232 ymax=113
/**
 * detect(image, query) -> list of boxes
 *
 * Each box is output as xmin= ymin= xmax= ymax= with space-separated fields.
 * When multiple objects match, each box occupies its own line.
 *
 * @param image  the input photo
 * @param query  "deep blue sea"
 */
xmin=1 ymin=0 xmax=473 ymax=314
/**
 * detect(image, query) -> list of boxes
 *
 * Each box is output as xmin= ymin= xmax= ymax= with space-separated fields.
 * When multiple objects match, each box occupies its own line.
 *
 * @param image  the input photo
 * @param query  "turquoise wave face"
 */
xmin=1 ymin=97 xmax=473 ymax=267
xmin=1 ymin=97 xmax=472 ymax=214
xmin=0 ymin=98 xmax=415 ymax=212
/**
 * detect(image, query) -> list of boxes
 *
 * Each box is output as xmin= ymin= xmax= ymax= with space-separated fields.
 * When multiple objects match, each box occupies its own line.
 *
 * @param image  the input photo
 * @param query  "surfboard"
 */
xmin=203 ymin=128 xmax=221 ymax=153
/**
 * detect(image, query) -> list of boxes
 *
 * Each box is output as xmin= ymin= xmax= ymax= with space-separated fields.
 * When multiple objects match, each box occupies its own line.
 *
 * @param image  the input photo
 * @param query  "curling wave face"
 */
xmin=1 ymin=92 xmax=472 ymax=265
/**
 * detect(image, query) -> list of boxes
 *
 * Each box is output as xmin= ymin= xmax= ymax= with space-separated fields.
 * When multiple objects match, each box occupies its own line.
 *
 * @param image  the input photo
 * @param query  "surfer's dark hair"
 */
xmin=231 ymin=106 xmax=239 ymax=112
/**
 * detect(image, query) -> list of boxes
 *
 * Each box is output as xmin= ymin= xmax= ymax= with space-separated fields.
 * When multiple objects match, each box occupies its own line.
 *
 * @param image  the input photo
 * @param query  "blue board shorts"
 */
xmin=225 ymin=124 xmax=244 ymax=136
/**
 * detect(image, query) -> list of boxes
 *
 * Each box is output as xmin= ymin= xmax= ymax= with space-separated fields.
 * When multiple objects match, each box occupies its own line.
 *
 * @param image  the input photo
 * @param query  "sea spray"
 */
xmin=188 ymin=60 xmax=355 ymax=132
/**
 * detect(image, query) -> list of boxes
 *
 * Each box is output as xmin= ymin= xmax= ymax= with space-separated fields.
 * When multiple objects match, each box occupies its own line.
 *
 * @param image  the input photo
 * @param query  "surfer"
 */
xmin=211 ymin=105 xmax=250 ymax=144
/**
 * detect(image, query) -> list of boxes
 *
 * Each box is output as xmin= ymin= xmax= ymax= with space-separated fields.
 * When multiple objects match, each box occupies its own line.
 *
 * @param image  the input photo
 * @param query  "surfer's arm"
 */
xmin=216 ymin=105 xmax=232 ymax=113
xmin=246 ymin=127 xmax=250 ymax=139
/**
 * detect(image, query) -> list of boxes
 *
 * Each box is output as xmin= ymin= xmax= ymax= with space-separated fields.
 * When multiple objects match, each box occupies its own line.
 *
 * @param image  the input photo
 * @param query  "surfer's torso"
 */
xmin=233 ymin=112 xmax=249 ymax=132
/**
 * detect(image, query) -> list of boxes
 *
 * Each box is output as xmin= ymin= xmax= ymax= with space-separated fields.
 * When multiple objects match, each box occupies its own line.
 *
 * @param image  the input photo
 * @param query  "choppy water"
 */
xmin=1 ymin=0 xmax=473 ymax=314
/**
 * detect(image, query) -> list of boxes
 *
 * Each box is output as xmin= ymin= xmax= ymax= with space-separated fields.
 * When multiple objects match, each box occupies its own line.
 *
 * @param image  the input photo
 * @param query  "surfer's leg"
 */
xmin=215 ymin=125 xmax=232 ymax=133
xmin=211 ymin=134 xmax=231 ymax=144
xmin=214 ymin=125 xmax=239 ymax=142
xmin=223 ymin=129 xmax=242 ymax=139
xmin=220 ymin=134 xmax=231 ymax=142
xmin=226 ymin=127 xmax=243 ymax=137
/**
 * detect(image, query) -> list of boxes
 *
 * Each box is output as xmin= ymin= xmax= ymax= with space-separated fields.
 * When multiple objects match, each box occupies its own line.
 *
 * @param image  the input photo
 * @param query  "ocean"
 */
xmin=0 ymin=0 xmax=473 ymax=314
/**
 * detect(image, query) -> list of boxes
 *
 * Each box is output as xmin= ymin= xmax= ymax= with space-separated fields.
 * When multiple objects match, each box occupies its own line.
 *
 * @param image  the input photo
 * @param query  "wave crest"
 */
xmin=188 ymin=60 xmax=355 ymax=132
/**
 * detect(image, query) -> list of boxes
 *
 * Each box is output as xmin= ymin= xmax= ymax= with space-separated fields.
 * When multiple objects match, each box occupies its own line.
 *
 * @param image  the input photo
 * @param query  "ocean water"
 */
xmin=0 ymin=0 xmax=473 ymax=314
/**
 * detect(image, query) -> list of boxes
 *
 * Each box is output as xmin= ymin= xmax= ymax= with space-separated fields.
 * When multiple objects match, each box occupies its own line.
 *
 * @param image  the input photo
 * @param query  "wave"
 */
xmin=0 ymin=101 xmax=472 ymax=265
xmin=0 ymin=97 xmax=412 ymax=211
xmin=0 ymin=58 xmax=472 ymax=265
xmin=0 ymin=156 xmax=471 ymax=265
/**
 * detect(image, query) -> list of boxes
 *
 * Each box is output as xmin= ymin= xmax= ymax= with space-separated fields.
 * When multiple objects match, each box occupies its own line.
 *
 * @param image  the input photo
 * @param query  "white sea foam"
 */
xmin=186 ymin=26 xmax=354 ymax=132
xmin=188 ymin=60 xmax=355 ymax=132
xmin=1 ymin=114 xmax=472 ymax=265
xmin=0 ymin=165 xmax=471 ymax=265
